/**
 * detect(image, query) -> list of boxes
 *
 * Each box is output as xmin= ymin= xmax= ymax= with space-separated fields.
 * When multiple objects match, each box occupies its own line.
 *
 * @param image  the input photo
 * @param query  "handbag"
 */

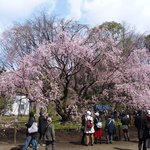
xmin=96 ymin=122 xmax=102 ymax=128
xmin=28 ymin=122 xmax=38 ymax=133
xmin=95 ymin=117 xmax=102 ymax=128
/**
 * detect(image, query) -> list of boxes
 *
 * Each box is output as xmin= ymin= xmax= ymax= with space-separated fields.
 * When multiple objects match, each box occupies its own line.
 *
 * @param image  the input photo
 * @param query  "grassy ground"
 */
xmin=0 ymin=115 xmax=81 ymax=130
xmin=0 ymin=115 xmax=123 ymax=130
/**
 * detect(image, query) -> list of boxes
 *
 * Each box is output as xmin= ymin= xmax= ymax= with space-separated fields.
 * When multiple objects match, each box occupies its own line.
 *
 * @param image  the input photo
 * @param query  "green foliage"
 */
xmin=0 ymin=115 xmax=81 ymax=129
xmin=98 ymin=21 xmax=124 ymax=41
xmin=0 ymin=115 xmax=122 ymax=130
xmin=0 ymin=97 xmax=5 ymax=111
xmin=47 ymin=104 xmax=57 ymax=117
xmin=115 ymin=119 xmax=122 ymax=128
xmin=0 ymin=97 xmax=13 ymax=115
xmin=98 ymin=21 xmax=140 ymax=57
xmin=0 ymin=115 xmax=16 ymax=122
xmin=99 ymin=21 xmax=124 ymax=32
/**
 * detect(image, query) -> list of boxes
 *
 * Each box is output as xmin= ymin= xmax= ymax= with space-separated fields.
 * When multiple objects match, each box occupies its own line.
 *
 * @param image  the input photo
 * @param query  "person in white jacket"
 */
xmin=84 ymin=111 xmax=95 ymax=146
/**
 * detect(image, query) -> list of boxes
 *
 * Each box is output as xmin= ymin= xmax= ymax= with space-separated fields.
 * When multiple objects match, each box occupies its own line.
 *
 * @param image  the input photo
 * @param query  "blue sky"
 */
xmin=0 ymin=0 xmax=150 ymax=34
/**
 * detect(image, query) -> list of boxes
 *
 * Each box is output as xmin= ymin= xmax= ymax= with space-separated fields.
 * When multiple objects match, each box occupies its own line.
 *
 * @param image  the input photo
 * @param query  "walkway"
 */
xmin=1 ymin=139 xmax=138 ymax=150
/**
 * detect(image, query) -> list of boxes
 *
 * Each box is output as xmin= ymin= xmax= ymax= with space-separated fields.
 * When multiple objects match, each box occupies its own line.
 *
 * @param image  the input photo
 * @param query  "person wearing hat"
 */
xmin=84 ymin=111 xmax=95 ymax=146
xmin=94 ymin=112 xmax=103 ymax=144
xmin=44 ymin=117 xmax=55 ymax=150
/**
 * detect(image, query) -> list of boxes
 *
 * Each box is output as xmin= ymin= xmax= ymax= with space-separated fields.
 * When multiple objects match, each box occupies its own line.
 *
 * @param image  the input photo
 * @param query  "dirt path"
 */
xmin=0 ymin=127 xmax=139 ymax=150
xmin=1 ymin=139 xmax=139 ymax=150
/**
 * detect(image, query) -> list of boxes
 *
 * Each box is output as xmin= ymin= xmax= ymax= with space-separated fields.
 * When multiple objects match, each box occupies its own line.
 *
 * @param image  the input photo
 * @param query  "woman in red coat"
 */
xmin=94 ymin=112 xmax=103 ymax=144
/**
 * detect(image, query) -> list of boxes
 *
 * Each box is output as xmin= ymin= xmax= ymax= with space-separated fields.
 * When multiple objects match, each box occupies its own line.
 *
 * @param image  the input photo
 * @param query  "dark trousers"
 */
xmin=46 ymin=141 xmax=55 ymax=150
xmin=38 ymin=133 xmax=45 ymax=145
xmin=81 ymin=131 xmax=85 ymax=145
xmin=138 ymin=138 xmax=147 ymax=150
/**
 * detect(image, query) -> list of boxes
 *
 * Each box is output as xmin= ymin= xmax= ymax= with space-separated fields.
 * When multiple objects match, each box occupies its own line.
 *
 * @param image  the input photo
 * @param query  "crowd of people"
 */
xmin=134 ymin=110 xmax=150 ymax=150
xmin=22 ymin=109 xmax=55 ymax=150
xmin=81 ymin=110 xmax=118 ymax=146
xmin=21 ymin=107 xmax=150 ymax=150
xmin=81 ymin=109 xmax=150 ymax=150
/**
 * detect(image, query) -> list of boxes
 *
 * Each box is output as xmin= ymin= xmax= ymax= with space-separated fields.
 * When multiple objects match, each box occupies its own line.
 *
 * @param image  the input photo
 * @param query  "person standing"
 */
xmin=121 ymin=113 xmax=130 ymax=141
xmin=105 ymin=115 xmax=116 ymax=144
xmin=22 ymin=112 xmax=38 ymax=150
xmin=80 ymin=113 xmax=86 ymax=145
xmin=44 ymin=117 xmax=55 ymax=150
xmin=144 ymin=110 xmax=150 ymax=149
xmin=134 ymin=110 xmax=147 ymax=150
xmin=94 ymin=112 xmax=103 ymax=144
xmin=84 ymin=111 xmax=95 ymax=146
xmin=38 ymin=110 xmax=47 ymax=146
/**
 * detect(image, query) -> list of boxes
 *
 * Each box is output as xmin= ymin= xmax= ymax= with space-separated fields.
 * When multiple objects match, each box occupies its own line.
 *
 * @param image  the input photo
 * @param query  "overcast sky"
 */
xmin=0 ymin=0 xmax=150 ymax=34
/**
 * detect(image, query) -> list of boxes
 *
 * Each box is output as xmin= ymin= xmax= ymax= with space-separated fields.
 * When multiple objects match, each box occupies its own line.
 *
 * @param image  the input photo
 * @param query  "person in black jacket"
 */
xmin=121 ymin=113 xmax=130 ymax=141
xmin=38 ymin=110 xmax=47 ymax=146
xmin=80 ymin=114 xmax=86 ymax=145
xmin=22 ymin=112 xmax=38 ymax=150
xmin=134 ymin=110 xmax=147 ymax=150
xmin=143 ymin=110 xmax=150 ymax=149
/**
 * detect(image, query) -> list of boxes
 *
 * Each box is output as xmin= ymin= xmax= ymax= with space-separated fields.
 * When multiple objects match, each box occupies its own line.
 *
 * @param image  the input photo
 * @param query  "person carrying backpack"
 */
xmin=121 ymin=113 xmax=130 ymax=141
xmin=105 ymin=115 xmax=116 ymax=144
xmin=84 ymin=111 xmax=95 ymax=146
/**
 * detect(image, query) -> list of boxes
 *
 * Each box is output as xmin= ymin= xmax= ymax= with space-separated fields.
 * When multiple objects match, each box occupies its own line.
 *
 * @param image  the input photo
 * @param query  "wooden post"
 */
xmin=14 ymin=124 xmax=16 ymax=144
xmin=14 ymin=118 xmax=18 ymax=144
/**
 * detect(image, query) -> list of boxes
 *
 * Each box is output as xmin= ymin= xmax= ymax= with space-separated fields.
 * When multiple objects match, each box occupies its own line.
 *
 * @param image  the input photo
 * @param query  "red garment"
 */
xmin=146 ymin=115 xmax=150 ymax=122
xmin=94 ymin=128 xmax=102 ymax=138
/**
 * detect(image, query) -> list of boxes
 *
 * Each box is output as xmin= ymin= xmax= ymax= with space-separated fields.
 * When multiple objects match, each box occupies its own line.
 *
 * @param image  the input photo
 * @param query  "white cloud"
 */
xmin=0 ymin=0 xmax=56 ymax=19
xmin=67 ymin=0 xmax=83 ymax=19
xmin=0 ymin=0 xmax=57 ymax=33
xmin=67 ymin=0 xmax=150 ymax=33
xmin=0 ymin=0 xmax=150 ymax=34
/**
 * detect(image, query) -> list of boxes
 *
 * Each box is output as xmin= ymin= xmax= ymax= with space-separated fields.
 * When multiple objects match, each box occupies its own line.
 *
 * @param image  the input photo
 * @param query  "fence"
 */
xmin=0 ymin=119 xmax=23 ymax=144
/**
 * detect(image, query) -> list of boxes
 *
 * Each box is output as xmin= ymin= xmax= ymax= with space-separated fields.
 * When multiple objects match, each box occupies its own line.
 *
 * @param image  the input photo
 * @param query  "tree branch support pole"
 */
xmin=14 ymin=118 xmax=18 ymax=144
